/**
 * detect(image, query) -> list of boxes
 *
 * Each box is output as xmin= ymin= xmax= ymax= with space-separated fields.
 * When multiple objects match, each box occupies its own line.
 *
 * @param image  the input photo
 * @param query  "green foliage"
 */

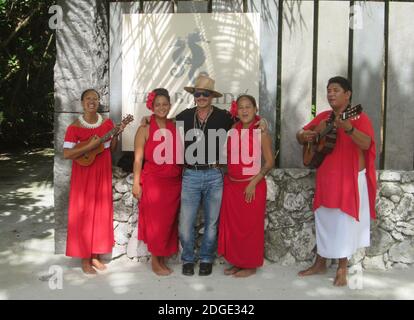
xmin=0 ymin=0 xmax=56 ymax=150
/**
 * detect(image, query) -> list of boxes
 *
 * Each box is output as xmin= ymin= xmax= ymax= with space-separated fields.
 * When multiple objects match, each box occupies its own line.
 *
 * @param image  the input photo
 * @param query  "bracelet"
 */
xmin=345 ymin=126 xmax=355 ymax=135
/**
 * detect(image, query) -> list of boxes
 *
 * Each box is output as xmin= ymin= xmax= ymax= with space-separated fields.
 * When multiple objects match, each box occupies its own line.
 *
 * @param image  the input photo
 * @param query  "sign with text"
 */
xmin=122 ymin=13 xmax=260 ymax=150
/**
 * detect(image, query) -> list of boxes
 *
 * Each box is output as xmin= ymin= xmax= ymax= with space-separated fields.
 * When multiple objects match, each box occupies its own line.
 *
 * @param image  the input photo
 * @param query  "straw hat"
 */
xmin=184 ymin=74 xmax=223 ymax=98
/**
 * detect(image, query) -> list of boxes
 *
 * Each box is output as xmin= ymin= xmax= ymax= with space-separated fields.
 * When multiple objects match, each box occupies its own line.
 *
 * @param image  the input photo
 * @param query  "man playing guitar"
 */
xmin=296 ymin=76 xmax=377 ymax=286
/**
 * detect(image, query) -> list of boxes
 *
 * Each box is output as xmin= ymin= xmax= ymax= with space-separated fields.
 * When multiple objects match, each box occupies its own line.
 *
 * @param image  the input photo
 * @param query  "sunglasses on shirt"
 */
xmin=193 ymin=91 xmax=211 ymax=98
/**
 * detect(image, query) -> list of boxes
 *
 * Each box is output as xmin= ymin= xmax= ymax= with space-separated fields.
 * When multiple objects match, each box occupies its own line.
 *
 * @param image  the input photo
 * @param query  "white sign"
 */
xmin=122 ymin=13 xmax=260 ymax=150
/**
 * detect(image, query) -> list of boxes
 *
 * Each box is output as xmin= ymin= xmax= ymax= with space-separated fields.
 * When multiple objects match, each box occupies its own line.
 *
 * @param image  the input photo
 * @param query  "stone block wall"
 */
xmin=112 ymin=168 xmax=414 ymax=270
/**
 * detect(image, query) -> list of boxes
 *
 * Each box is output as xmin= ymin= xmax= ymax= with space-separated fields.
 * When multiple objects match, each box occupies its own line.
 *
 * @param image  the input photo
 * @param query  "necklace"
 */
xmin=193 ymin=107 xmax=213 ymax=138
xmin=197 ymin=107 xmax=210 ymax=121
xmin=78 ymin=113 xmax=103 ymax=129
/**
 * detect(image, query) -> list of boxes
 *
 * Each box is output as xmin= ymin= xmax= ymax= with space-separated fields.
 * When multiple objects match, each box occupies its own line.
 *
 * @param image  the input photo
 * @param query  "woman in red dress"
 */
xmin=132 ymin=88 xmax=182 ymax=276
xmin=218 ymin=95 xmax=274 ymax=277
xmin=63 ymin=89 xmax=124 ymax=274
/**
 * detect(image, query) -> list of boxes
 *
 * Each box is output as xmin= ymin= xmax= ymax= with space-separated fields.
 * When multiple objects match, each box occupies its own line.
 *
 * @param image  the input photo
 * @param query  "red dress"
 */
xmin=64 ymin=118 xmax=115 ymax=258
xmin=218 ymin=117 xmax=267 ymax=268
xmin=303 ymin=110 xmax=377 ymax=220
xmin=138 ymin=115 xmax=182 ymax=256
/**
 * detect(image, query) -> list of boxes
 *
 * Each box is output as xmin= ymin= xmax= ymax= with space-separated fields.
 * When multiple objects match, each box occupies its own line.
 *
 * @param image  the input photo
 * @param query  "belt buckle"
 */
xmin=188 ymin=163 xmax=219 ymax=170
xmin=196 ymin=164 xmax=211 ymax=170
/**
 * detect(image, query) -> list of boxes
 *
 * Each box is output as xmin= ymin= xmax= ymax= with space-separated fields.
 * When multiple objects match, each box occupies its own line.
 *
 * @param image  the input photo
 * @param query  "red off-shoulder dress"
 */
xmin=64 ymin=118 xmax=115 ymax=258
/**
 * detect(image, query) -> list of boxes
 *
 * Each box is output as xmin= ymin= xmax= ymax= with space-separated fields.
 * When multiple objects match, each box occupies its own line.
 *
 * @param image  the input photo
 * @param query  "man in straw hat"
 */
xmin=176 ymin=74 xmax=268 ymax=276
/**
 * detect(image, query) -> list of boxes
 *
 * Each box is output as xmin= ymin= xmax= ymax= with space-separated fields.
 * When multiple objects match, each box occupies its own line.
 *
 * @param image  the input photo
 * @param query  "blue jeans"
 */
xmin=179 ymin=168 xmax=223 ymax=264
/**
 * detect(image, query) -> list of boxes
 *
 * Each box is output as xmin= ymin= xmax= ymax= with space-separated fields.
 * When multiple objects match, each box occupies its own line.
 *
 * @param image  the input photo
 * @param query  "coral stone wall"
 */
xmin=112 ymin=168 xmax=414 ymax=270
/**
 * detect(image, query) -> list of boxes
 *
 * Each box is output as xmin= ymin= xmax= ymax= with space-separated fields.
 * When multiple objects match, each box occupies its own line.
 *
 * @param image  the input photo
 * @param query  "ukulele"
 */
xmin=303 ymin=104 xmax=362 ymax=168
xmin=74 ymin=114 xmax=134 ymax=166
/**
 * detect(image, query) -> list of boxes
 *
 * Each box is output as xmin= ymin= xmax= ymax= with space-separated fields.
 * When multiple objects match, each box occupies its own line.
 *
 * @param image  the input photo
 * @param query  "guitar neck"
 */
xmin=100 ymin=127 xmax=118 ymax=143
xmin=98 ymin=115 xmax=133 ymax=143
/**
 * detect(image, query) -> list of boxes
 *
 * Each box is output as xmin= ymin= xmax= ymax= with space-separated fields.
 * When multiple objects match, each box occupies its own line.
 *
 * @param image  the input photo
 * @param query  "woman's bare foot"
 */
xmin=82 ymin=259 xmax=97 ymax=275
xmin=233 ymin=268 xmax=256 ymax=278
xmin=333 ymin=267 xmax=348 ymax=286
xmin=298 ymin=255 xmax=327 ymax=276
xmin=91 ymin=254 xmax=107 ymax=271
xmin=159 ymin=257 xmax=173 ymax=274
xmin=224 ymin=266 xmax=241 ymax=276
xmin=152 ymin=256 xmax=171 ymax=276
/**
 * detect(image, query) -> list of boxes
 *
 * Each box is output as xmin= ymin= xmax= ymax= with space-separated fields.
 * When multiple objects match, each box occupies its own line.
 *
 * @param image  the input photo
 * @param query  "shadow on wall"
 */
xmin=384 ymin=58 xmax=414 ymax=171
xmin=121 ymin=12 xmax=260 ymax=117
xmin=352 ymin=59 xmax=383 ymax=169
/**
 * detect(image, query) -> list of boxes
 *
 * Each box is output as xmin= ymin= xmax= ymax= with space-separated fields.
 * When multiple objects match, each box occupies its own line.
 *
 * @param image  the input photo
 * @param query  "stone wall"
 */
xmin=113 ymin=168 xmax=414 ymax=270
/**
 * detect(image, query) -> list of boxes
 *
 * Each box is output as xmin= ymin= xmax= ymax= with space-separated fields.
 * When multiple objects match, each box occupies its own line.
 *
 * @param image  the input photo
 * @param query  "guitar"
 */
xmin=303 ymin=104 xmax=362 ymax=168
xmin=74 ymin=114 xmax=134 ymax=166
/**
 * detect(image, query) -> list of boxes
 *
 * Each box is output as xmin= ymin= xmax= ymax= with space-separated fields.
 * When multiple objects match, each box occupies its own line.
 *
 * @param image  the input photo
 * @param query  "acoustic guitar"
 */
xmin=303 ymin=104 xmax=362 ymax=168
xmin=74 ymin=114 xmax=134 ymax=166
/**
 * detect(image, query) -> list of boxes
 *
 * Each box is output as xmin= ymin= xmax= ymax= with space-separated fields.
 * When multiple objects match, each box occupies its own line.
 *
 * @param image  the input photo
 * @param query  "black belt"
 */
xmin=184 ymin=164 xmax=224 ymax=170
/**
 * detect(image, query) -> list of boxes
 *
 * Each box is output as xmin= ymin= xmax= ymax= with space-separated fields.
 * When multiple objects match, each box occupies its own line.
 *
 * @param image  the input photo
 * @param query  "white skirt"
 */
xmin=315 ymin=169 xmax=370 ymax=259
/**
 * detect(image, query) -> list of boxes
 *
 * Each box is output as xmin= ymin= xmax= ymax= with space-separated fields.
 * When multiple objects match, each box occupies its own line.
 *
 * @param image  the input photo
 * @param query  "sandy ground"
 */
xmin=0 ymin=149 xmax=413 ymax=300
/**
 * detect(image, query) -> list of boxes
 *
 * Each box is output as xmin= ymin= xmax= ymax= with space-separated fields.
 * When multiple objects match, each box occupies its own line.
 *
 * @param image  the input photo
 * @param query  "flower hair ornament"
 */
xmin=230 ymin=100 xmax=238 ymax=119
xmin=146 ymin=91 xmax=157 ymax=111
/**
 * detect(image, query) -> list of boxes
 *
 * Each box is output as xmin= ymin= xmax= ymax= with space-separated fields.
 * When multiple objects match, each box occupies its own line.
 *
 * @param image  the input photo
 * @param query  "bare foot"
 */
xmin=298 ymin=255 xmax=327 ymax=277
xmin=233 ymin=268 xmax=256 ymax=278
xmin=333 ymin=267 xmax=347 ymax=286
xmin=224 ymin=266 xmax=241 ymax=276
xmin=91 ymin=257 xmax=107 ymax=271
xmin=152 ymin=256 xmax=171 ymax=276
xmin=82 ymin=259 xmax=97 ymax=275
xmin=159 ymin=257 xmax=173 ymax=275
xmin=298 ymin=264 xmax=327 ymax=277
